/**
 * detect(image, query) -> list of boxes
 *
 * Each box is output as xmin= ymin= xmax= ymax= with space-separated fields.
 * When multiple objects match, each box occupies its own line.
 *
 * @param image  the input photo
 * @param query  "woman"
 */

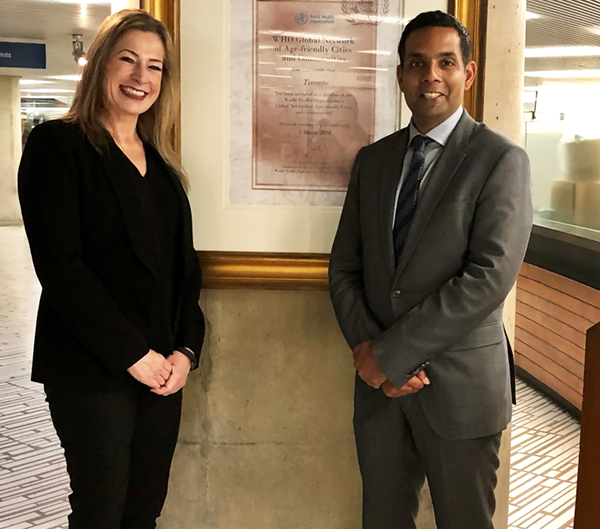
xmin=18 ymin=10 xmax=204 ymax=529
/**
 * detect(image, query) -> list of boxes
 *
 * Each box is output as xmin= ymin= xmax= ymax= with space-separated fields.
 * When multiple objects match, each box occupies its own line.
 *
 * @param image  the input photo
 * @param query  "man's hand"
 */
xmin=381 ymin=370 xmax=430 ymax=398
xmin=127 ymin=349 xmax=173 ymax=389
xmin=353 ymin=340 xmax=387 ymax=389
xmin=152 ymin=350 xmax=192 ymax=396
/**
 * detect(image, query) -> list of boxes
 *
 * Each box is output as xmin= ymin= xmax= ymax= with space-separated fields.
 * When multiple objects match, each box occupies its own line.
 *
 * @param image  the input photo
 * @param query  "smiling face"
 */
xmin=398 ymin=26 xmax=476 ymax=133
xmin=103 ymin=29 xmax=165 ymax=124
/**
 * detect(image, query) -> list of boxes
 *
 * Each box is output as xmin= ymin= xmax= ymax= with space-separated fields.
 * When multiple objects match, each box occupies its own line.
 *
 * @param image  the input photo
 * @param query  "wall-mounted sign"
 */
xmin=253 ymin=1 xmax=378 ymax=195
xmin=229 ymin=0 xmax=401 ymax=207
xmin=0 ymin=42 xmax=46 ymax=69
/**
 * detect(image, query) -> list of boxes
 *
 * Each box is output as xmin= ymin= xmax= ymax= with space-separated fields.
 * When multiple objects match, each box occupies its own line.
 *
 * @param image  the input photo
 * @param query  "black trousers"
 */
xmin=45 ymin=385 xmax=182 ymax=529
xmin=354 ymin=378 xmax=502 ymax=529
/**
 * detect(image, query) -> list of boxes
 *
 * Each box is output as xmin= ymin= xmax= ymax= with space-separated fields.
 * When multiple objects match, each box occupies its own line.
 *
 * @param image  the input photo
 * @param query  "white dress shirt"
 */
xmin=393 ymin=106 xmax=464 ymax=225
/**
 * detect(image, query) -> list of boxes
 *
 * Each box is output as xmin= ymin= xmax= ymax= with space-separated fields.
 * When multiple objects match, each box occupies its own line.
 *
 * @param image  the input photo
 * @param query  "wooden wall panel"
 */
xmin=515 ymin=263 xmax=600 ymax=411
xmin=574 ymin=322 xmax=600 ymax=528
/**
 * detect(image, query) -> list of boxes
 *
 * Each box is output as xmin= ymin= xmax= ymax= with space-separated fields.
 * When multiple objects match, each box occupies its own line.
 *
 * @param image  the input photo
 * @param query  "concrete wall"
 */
xmin=0 ymin=75 xmax=22 ymax=225
xmin=159 ymin=290 xmax=362 ymax=529
xmin=160 ymin=289 xmax=436 ymax=529
xmin=483 ymin=2 xmax=527 ymax=528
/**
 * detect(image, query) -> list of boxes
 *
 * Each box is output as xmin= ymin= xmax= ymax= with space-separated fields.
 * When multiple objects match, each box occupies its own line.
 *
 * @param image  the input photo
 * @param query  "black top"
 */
xmin=114 ymin=142 xmax=182 ymax=357
xmin=18 ymin=120 xmax=205 ymax=391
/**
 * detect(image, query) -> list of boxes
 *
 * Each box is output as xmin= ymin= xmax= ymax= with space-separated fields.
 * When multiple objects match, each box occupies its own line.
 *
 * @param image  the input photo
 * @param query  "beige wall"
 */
xmin=0 ymin=75 xmax=22 ymax=225
xmin=111 ymin=0 xmax=139 ymax=13
xmin=483 ymin=2 xmax=527 ymax=528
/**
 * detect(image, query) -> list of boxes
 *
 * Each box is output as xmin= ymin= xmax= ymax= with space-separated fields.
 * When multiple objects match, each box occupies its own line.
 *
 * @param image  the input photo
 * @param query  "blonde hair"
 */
xmin=64 ymin=9 xmax=187 ymax=189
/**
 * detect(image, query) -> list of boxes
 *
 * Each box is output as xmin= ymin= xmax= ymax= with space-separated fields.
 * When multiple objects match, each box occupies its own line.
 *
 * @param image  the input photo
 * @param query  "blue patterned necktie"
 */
xmin=393 ymin=135 xmax=432 ymax=264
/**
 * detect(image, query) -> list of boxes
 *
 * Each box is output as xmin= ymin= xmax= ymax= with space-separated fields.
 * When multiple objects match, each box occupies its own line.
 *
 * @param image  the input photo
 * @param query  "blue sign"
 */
xmin=0 ymin=42 xmax=46 ymax=69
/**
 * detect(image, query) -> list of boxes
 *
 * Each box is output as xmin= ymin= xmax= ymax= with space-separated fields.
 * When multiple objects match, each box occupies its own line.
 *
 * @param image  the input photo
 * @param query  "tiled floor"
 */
xmin=509 ymin=380 xmax=579 ymax=529
xmin=0 ymin=225 xmax=581 ymax=529
xmin=0 ymin=226 xmax=70 ymax=529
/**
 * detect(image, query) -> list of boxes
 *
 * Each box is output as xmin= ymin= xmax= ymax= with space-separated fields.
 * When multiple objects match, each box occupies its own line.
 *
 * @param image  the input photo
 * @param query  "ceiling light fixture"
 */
xmin=46 ymin=74 xmax=82 ymax=82
xmin=526 ymin=12 xmax=541 ymax=20
xmin=20 ymin=89 xmax=77 ymax=93
xmin=525 ymin=46 xmax=600 ymax=58
xmin=525 ymin=69 xmax=600 ymax=79
xmin=72 ymin=34 xmax=87 ymax=66
xmin=19 ymin=79 xmax=53 ymax=85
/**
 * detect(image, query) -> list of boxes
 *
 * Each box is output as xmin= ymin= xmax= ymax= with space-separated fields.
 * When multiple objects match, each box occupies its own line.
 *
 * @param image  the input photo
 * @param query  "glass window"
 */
xmin=523 ymin=0 xmax=600 ymax=242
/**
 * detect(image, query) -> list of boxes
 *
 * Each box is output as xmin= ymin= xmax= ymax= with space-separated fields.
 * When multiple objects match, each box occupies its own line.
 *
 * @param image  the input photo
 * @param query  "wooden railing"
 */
xmin=574 ymin=321 xmax=600 ymax=528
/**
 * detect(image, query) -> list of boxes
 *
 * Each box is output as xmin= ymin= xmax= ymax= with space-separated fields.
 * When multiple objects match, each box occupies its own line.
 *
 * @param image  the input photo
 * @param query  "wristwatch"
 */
xmin=175 ymin=346 xmax=198 ymax=370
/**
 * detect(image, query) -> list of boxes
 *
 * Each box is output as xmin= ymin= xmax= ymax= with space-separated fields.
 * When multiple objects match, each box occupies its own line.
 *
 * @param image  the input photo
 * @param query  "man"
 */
xmin=329 ymin=11 xmax=532 ymax=529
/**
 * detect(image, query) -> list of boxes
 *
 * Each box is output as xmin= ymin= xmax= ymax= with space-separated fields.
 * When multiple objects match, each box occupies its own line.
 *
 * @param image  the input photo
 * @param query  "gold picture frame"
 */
xmin=141 ymin=0 xmax=488 ymax=290
xmin=449 ymin=0 xmax=488 ymax=122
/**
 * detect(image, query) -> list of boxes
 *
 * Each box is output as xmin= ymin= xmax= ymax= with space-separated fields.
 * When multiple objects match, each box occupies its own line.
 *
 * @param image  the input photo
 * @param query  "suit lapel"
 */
xmin=98 ymin=141 xmax=158 ymax=278
xmin=394 ymin=112 xmax=476 ymax=279
xmin=379 ymin=129 xmax=409 ymax=278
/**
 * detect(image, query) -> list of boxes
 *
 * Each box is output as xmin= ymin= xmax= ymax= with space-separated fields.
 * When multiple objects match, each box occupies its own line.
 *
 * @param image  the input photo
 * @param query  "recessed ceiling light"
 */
xmin=526 ymin=12 xmax=541 ymax=20
xmin=19 ymin=79 xmax=53 ymax=85
xmin=525 ymin=70 xmax=600 ymax=79
xmin=20 ymin=88 xmax=76 ymax=93
xmin=525 ymin=46 xmax=600 ymax=58
xmin=46 ymin=75 xmax=82 ymax=81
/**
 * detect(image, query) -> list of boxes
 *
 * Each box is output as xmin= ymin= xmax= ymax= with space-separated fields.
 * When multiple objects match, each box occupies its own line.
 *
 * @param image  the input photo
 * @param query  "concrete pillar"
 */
xmin=159 ymin=290 xmax=362 ymax=529
xmin=483 ymin=2 xmax=527 ymax=529
xmin=0 ymin=75 xmax=22 ymax=225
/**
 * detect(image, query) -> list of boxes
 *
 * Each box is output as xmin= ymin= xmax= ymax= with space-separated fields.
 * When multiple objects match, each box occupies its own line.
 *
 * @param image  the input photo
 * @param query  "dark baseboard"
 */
xmin=516 ymin=366 xmax=581 ymax=421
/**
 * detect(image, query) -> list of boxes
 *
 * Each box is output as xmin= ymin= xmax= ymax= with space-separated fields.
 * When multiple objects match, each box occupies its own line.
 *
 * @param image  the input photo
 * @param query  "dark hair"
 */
xmin=398 ymin=11 xmax=472 ymax=67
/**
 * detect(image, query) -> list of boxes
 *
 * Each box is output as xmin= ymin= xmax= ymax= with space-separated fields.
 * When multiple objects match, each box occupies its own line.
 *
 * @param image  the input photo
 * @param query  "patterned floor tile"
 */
xmin=0 ymin=227 xmax=68 ymax=528
xmin=0 ymin=226 xmax=581 ymax=528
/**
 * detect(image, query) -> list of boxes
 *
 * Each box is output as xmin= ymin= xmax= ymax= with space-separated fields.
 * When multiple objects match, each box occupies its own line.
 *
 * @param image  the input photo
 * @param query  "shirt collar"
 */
xmin=408 ymin=106 xmax=464 ymax=147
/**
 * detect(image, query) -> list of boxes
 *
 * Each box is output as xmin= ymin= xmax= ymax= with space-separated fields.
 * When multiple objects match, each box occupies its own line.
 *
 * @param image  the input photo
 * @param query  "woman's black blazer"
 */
xmin=18 ymin=120 xmax=205 ymax=391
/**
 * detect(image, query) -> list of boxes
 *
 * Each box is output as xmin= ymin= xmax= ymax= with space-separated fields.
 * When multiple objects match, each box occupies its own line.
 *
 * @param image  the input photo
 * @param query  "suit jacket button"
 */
xmin=392 ymin=289 xmax=401 ymax=298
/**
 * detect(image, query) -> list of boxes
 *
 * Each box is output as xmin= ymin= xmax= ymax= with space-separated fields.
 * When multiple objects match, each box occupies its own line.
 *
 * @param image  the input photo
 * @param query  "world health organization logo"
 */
xmin=295 ymin=12 xmax=308 ymax=25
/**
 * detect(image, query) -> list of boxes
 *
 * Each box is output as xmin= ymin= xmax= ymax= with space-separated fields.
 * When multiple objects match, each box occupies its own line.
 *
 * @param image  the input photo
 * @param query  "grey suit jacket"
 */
xmin=329 ymin=111 xmax=533 ymax=440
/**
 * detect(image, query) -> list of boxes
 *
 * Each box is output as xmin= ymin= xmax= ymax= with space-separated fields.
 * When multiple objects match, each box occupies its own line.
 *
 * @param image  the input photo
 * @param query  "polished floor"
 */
xmin=0 ymin=226 xmax=580 ymax=529
xmin=509 ymin=382 xmax=578 ymax=529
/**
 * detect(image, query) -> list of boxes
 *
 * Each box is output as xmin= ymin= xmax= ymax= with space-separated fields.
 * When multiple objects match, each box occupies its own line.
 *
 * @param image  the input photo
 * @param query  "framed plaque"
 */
xmin=167 ymin=0 xmax=479 ymax=284
xmin=250 ymin=1 xmax=378 ymax=202
xmin=231 ymin=0 xmax=402 ymax=207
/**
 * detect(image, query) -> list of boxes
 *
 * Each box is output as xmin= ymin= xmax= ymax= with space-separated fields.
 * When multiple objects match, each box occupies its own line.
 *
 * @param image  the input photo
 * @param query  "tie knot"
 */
xmin=412 ymin=135 xmax=431 ymax=152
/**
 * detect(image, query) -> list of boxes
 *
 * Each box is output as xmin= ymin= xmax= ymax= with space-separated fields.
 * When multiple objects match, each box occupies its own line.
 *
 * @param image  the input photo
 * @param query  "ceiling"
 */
xmin=0 ymin=0 xmax=112 ymax=106
xmin=1 ymin=0 xmax=598 ymax=106
xmin=526 ymin=0 xmax=600 ymax=48
xmin=0 ymin=0 xmax=111 ymax=41
xmin=525 ymin=0 xmax=600 ymax=83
